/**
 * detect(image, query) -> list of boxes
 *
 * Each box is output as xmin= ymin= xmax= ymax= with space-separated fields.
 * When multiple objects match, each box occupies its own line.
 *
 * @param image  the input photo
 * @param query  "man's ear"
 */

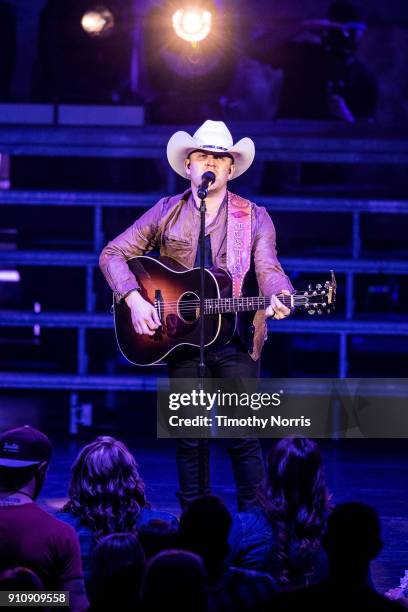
xmin=185 ymin=158 xmax=191 ymax=176
xmin=228 ymin=162 xmax=236 ymax=180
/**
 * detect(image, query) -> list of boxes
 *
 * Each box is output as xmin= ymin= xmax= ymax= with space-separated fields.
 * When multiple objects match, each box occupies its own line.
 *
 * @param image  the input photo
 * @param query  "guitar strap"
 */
xmin=226 ymin=193 xmax=252 ymax=298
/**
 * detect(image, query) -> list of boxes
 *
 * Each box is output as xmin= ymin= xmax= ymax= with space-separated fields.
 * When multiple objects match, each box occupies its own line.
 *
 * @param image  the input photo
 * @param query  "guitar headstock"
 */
xmin=294 ymin=270 xmax=337 ymax=315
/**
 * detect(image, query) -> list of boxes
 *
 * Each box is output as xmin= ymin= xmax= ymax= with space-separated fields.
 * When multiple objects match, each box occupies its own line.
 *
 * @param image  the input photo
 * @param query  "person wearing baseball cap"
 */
xmin=100 ymin=120 xmax=293 ymax=510
xmin=0 ymin=424 xmax=52 ymax=466
xmin=0 ymin=425 xmax=88 ymax=610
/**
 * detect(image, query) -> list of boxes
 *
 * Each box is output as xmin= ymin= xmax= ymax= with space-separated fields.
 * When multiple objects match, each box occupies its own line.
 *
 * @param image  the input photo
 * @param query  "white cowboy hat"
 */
xmin=167 ymin=120 xmax=255 ymax=179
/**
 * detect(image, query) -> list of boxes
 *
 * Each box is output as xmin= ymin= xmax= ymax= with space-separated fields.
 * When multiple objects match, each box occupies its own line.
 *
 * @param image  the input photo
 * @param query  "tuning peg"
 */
xmin=308 ymin=284 xmax=312 ymax=292
xmin=308 ymin=309 xmax=315 ymax=315
xmin=316 ymin=283 xmax=322 ymax=290
xmin=317 ymin=309 xmax=322 ymax=315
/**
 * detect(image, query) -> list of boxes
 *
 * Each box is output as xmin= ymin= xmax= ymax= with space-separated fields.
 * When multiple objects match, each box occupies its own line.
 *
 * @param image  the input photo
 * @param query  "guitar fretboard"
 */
xmin=202 ymin=293 xmax=317 ymax=314
xmin=159 ymin=291 xmax=330 ymax=316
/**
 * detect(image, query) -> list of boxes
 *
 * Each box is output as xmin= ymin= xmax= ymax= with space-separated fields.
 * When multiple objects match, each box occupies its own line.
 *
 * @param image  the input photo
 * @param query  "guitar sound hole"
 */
xmin=178 ymin=292 xmax=199 ymax=323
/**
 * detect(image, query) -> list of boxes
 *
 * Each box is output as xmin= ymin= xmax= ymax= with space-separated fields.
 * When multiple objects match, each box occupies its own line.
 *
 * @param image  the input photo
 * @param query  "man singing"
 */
xmin=100 ymin=120 xmax=293 ymax=509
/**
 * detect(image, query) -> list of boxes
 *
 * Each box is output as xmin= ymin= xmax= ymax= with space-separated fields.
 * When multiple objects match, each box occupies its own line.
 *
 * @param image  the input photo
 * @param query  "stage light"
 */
xmin=0 ymin=271 xmax=20 ymax=282
xmin=36 ymin=1 xmax=137 ymax=104
xmin=172 ymin=8 xmax=212 ymax=43
xmin=81 ymin=6 xmax=114 ymax=38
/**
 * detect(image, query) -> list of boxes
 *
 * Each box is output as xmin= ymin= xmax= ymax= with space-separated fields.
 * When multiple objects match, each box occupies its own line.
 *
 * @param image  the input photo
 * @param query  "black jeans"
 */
xmin=167 ymin=338 xmax=265 ymax=511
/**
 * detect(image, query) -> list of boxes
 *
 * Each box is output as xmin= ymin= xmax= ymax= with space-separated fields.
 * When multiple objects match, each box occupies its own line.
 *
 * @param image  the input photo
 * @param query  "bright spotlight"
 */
xmin=81 ymin=6 xmax=114 ymax=38
xmin=172 ymin=8 xmax=212 ymax=43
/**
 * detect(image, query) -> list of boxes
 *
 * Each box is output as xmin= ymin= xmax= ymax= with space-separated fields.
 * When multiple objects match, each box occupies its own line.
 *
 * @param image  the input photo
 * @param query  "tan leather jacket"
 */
xmin=99 ymin=189 xmax=293 ymax=360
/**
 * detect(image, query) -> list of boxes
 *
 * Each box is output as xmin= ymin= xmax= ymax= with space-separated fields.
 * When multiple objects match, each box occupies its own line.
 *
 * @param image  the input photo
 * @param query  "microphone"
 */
xmin=197 ymin=171 xmax=216 ymax=200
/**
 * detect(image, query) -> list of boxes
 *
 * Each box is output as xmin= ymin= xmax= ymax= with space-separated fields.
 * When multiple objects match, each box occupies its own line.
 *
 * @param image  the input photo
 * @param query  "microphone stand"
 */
xmin=193 ymin=171 xmax=214 ymax=498
xmin=197 ymin=192 xmax=207 ymax=496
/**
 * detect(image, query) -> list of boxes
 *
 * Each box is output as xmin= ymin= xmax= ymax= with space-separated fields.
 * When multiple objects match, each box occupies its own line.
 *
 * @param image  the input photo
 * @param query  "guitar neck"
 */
xmin=204 ymin=293 xmax=303 ymax=314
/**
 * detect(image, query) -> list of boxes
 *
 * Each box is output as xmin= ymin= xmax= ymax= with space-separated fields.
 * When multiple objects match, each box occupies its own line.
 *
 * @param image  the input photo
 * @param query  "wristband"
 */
xmin=122 ymin=288 xmax=139 ymax=302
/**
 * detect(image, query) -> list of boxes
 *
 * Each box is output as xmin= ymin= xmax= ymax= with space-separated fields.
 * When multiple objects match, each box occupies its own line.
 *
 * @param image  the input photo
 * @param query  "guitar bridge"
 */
xmin=155 ymin=289 xmax=164 ymax=324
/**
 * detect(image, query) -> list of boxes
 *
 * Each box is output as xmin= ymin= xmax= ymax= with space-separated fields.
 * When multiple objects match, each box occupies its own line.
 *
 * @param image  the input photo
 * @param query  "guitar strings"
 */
xmin=155 ymin=296 xmax=309 ymax=307
xmin=152 ymin=289 xmax=330 ymax=309
xmin=158 ymin=299 xmax=324 ymax=314
xmin=150 ymin=285 xmax=332 ymax=314
xmin=156 ymin=296 xmax=318 ymax=309
xmin=158 ymin=301 xmax=319 ymax=309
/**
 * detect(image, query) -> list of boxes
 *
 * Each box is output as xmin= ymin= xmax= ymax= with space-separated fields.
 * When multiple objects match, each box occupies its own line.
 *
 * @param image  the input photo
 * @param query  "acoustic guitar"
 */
xmin=113 ymin=256 xmax=336 ymax=366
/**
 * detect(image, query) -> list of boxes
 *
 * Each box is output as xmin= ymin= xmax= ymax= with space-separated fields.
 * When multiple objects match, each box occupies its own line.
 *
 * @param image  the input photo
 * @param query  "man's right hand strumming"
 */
xmin=125 ymin=290 xmax=161 ymax=336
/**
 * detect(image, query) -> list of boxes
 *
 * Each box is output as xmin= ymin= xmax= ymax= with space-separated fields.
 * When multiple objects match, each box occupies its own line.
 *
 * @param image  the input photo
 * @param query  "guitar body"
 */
xmin=114 ymin=256 xmax=236 ymax=365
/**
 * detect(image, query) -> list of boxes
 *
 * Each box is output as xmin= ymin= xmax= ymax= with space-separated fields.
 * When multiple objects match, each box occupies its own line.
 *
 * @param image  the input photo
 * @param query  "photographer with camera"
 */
xmin=250 ymin=1 xmax=378 ymax=122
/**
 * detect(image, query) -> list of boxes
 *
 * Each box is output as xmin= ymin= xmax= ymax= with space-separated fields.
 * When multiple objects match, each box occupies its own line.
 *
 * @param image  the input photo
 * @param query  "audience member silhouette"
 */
xmin=0 ymin=567 xmax=45 ymax=611
xmin=271 ymin=502 xmax=405 ymax=611
xmin=59 ymin=435 xmax=177 ymax=582
xmin=89 ymin=533 xmax=145 ymax=611
xmin=229 ymin=437 xmax=331 ymax=587
xmin=141 ymin=549 xmax=208 ymax=612
xmin=0 ymin=426 xmax=88 ymax=611
xmin=137 ymin=518 xmax=179 ymax=560
xmin=179 ymin=495 xmax=276 ymax=611
xmin=0 ymin=566 xmax=44 ymax=590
